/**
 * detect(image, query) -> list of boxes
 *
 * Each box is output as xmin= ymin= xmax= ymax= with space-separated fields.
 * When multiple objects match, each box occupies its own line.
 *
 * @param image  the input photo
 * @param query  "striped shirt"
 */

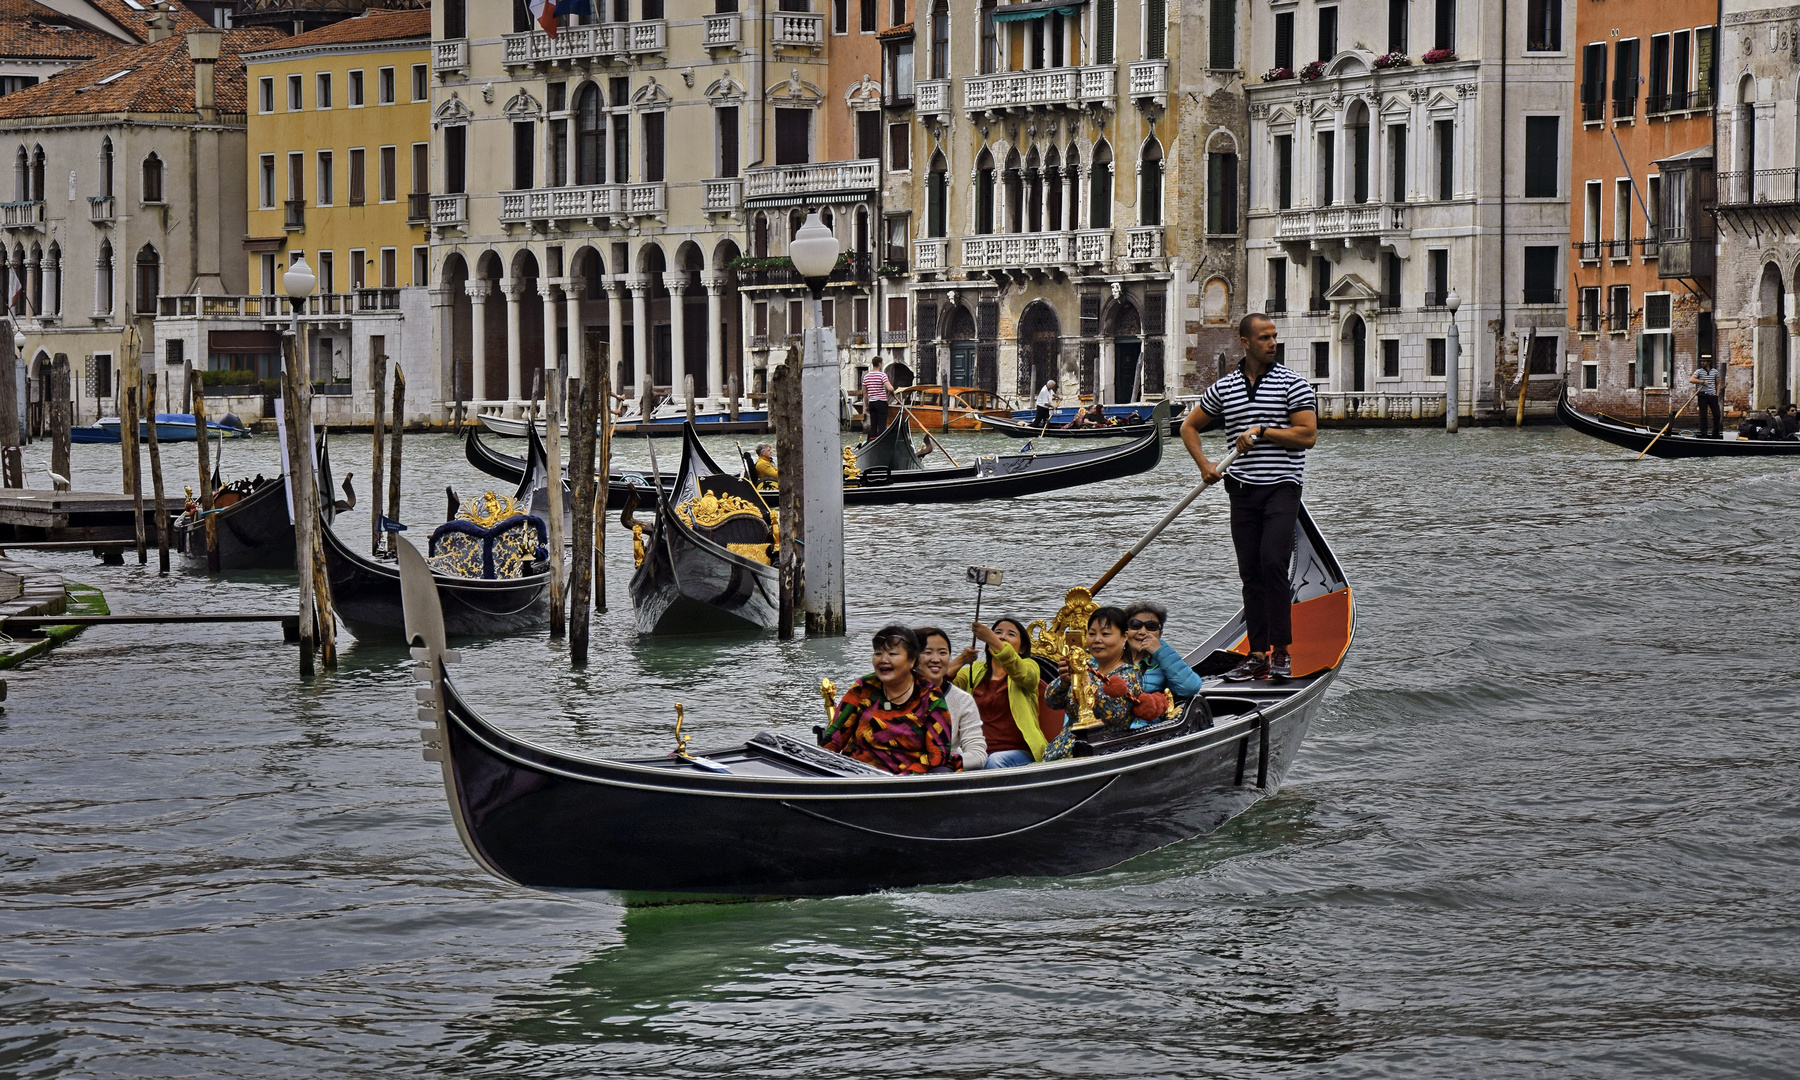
xmin=862 ymin=368 xmax=891 ymax=402
xmin=1195 ymin=361 xmax=1319 ymax=486
xmin=1694 ymin=366 xmax=1719 ymax=395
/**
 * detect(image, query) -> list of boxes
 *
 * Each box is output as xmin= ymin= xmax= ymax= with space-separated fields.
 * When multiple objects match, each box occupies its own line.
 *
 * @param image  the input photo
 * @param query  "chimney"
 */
xmin=187 ymin=28 xmax=223 ymax=117
xmin=148 ymin=1 xmax=175 ymax=42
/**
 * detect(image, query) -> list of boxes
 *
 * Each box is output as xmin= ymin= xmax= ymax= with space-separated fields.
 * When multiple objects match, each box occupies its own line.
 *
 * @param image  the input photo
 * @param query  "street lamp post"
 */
xmin=789 ymin=210 xmax=845 ymax=636
xmin=1445 ymin=289 xmax=1461 ymax=434
xmin=284 ymin=256 xmax=320 ymax=673
xmin=3 ymin=328 xmax=23 ymax=486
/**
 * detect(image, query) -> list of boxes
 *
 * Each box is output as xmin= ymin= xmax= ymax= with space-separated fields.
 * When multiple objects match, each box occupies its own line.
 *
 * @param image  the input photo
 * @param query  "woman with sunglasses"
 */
xmin=1122 ymin=601 xmax=1204 ymax=699
xmin=820 ymin=625 xmax=961 ymax=774
xmin=914 ymin=625 xmax=986 ymax=770
xmin=1042 ymin=607 xmax=1171 ymax=759
xmin=951 ymin=617 xmax=1047 ymax=769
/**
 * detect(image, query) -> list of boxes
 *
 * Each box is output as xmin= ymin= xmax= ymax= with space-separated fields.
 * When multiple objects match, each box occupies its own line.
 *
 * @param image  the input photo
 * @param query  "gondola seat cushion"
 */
xmin=427 ymin=491 xmax=549 ymax=579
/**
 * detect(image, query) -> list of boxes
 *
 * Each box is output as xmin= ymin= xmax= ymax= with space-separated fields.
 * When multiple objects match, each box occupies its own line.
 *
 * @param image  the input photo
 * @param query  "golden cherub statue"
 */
xmin=1027 ymin=584 xmax=1102 ymax=730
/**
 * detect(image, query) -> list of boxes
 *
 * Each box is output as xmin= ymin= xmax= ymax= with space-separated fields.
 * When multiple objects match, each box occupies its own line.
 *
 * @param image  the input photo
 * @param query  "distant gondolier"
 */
xmin=1690 ymin=355 xmax=1721 ymax=439
xmin=862 ymin=365 xmax=893 ymax=436
xmin=1179 ymin=313 xmax=1319 ymax=682
xmin=1035 ymin=379 xmax=1057 ymax=427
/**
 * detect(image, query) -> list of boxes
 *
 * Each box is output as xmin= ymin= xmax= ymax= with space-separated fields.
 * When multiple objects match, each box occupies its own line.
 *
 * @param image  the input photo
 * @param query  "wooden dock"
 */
xmin=0 ymin=490 xmax=172 ymax=543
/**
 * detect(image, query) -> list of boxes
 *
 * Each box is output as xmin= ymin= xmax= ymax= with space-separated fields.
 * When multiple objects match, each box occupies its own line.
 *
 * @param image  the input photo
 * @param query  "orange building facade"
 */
xmin=1567 ymin=0 xmax=1718 ymax=421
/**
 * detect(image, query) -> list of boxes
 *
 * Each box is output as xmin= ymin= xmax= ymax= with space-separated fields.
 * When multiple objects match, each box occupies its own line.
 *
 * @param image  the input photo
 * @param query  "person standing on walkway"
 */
xmin=1178 ymin=313 xmax=1319 ymax=682
xmin=862 ymin=364 xmax=893 ymax=436
xmin=1035 ymin=378 xmax=1058 ymax=427
xmin=1690 ymin=355 xmax=1721 ymax=439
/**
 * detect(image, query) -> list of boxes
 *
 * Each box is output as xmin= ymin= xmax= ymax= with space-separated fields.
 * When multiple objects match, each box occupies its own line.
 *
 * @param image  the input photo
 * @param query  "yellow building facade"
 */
xmin=243 ymin=8 xmax=430 ymax=298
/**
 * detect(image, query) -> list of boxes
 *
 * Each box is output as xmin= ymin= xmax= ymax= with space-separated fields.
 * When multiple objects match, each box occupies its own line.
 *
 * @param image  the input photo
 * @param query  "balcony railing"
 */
xmin=1577 ymin=311 xmax=1600 ymax=333
xmin=963 ymin=65 xmax=1115 ymax=113
xmin=704 ymin=13 xmax=741 ymax=48
xmin=158 ymin=294 xmax=278 ymax=317
xmin=1074 ymin=228 xmax=1111 ymax=266
xmin=1607 ymin=307 xmax=1629 ymax=331
xmin=88 ymin=195 xmax=114 ymax=223
xmin=1581 ymin=100 xmax=1605 ymax=123
xmin=1128 ymin=61 xmax=1168 ymax=98
xmin=915 ymin=80 xmax=949 ymax=119
xmin=1716 ymin=169 xmax=1800 ymax=207
xmin=1613 ymin=96 xmax=1636 ymax=120
xmin=1265 ymin=299 xmax=1288 ymax=314
xmin=499 ymin=182 xmax=666 ymax=223
xmin=772 ymin=12 xmax=824 ymax=49
xmin=355 ymin=287 xmax=402 ymax=312
xmin=1648 ymin=89 xmax=1713 ymax=114
xmin=501 ymin=22 xmax=666 ymax=66
xmin=1606 ymin=239 xmax=1631 ymax=260
xmin=1276 ymin=203 xmax=1407 ymax=239
xmin=432 ymin=193 xmax=468 ymax=228
xmin=1315 ymin=392 xmax=1448 ymax=422
xmin=1423 ymin=290 xmax=1449 ymax=309
xmin=406 ymin=192 xmax=430 ymax=223
xmin=433 ymin=39 xmax=467 ymax=72
xmin=913 ymin=237 xmax=948 ymax=272
xmin=1523 ymin=287 xmax=1562 ymax=305
xmin=744 ymin=160 xmax=877 ymax=199
xmin=0 ymin=200 xmax=43 ymax=229
xmin=284 ymin=199 xmax=305 ymax=230
xmin=702 ymin=178 xmax=743 ymax=213
xmin=738 ymin=252 xmax=873 ymax=289
xmin=962 ymin=233 xmax=1073 ymax=269
xmin=1639 ymin=233 xmax=1660 ymax=258
xmin=1125 ymin=226 xmax=1164 ymax=261
xmin=1572 ymin=239 xmax=1601 ymax=261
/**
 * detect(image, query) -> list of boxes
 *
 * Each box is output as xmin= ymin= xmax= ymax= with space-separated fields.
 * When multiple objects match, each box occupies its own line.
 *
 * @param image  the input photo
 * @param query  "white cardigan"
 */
xmin=944 ymin=683 xmax=987 ymax=769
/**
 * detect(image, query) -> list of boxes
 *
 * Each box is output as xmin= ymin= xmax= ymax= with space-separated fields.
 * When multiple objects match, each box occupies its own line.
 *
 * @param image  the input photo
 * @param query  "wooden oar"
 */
xmin=1635 ymin=386 xmax=1704 ymax=460
xmin=921 ymin=425 xmax=960 ymax=467
xmin=1090 ymin=446 xmax=1242 ymax=596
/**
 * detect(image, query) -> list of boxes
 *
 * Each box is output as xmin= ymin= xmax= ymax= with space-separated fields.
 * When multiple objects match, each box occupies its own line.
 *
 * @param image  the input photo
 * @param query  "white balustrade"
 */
xmin=773 ymin=12 xmax=824 ymax=48
xmin=1128 ymin=60 xmax=1168 ymax=97
xmin=962 ymin=66 xmax=1115 ymax=112
xmin=703 ymin=13 xmax=741 ymax=48
xmin=913 ymin=238 xmax=947 ymax=272
xmin=1074 ymin=229 xmax=1112 ymax=265
xmin=1125 ymin=226 xmax=1164 ymax=260
xmin=743 ymin=160 xmax=877 ymax=198
xmin=702 ymin=179 xmax=743 ymax=213
xmin=433 ymin=39 xmax=467 ymax=72
xmin=431 ymin=193 xmax=467 ymax=227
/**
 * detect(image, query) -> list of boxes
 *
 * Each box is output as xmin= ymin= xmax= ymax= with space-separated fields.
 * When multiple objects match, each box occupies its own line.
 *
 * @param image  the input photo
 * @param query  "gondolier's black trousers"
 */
xmin=1697 ymin=393 xmax=1721 ymax=438
xmin=1225 ymin=478 xmax=1301 ymax=654
xmin=1035 ymin=405 xmax=1052 ymax=427
xmin=868 ymin=400 xmax=889 ymax=436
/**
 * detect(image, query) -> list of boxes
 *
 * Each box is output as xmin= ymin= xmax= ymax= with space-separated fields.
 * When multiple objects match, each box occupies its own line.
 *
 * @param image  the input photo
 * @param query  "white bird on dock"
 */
xmin=48 ymin=471 xmax=70 ymax=488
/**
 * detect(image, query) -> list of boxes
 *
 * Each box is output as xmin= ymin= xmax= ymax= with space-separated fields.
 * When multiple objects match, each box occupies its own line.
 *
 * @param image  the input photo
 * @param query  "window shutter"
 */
xmin=1146 ymin=0 xmax=1166 ymax=60
xmin=1097 ymin=0 xmax=1115 ymax=63
xmin=916 ymin=299 xmax=938 ymax=340
xmin=977 ymin=299 xmax=999 ymax=340
xmin=1145 ymin=291 xmax=1165 ymax=333
xmin=1081 ymin=292 xmax=1101 ymax=337
xmin=1209 ymin=0 xmax=1234 ymax=69
xmin=1143 ymin=338 xmax=1165 ymax=395
xmin=916 ymin=342 xmax=938 ymax=384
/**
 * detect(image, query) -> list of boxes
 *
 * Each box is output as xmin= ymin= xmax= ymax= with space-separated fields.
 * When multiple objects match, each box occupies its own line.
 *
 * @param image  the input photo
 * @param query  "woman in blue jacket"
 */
xmin=1124 ymin=601 xmax=1203 ymax=699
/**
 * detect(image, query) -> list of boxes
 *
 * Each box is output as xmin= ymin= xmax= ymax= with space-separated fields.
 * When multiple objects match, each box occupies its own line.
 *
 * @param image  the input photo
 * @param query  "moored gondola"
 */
xmin=397 ymin=500 xmax=1353 ymax=898
xmin=628 ymin=423 xmax=778 ymax=635
xmin=174 ymin=438 xmax=337 ymax=571
xmin=979 ymin=408 xmax=1189 ymax=440
xmin=1556 ymin=385 xmax=1800 ymax=457
xmin=322 ymin=492 xmax=551 ymax=641
xmin=464 ymin=426 xmax=664 ymax=510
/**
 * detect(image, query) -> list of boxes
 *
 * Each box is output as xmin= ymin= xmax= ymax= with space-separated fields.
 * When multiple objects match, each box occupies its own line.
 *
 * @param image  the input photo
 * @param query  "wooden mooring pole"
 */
xmin=145 ymin=373 xmax=169 ymax=575
xmin=49 ymin=354 xmax=70 ymax=492
xmin=370 ymin=352 xmax=387 ymax=555
xmin=280 ymin=338 xmax=316 ymax=676
xmin=545 ymin=358 xmax=565 ymax=639
xmin=192 ymin=390 xmax=218 ymax=573
xmin=596 ymin=361 xmax=611 ymax=613
xmin=568 ymin=353 xmax=598 ymax=665
xmin=769 ymin=362 xmax=803 ymax=640
xmin=386 ymin=365 xmax=404 ymax=556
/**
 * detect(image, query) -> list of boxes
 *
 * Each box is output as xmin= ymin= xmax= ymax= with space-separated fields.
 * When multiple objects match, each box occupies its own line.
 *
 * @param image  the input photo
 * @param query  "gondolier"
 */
xmin=1035 ymin=379 xmax=1057 ymax=427
xmin=862 ymin=364 xmax=893 ymax=436
xmin=1179 ymin=313 xmax=1318 ymax=681
xmin=1689 ymin=355 xmax=1721 ymax=439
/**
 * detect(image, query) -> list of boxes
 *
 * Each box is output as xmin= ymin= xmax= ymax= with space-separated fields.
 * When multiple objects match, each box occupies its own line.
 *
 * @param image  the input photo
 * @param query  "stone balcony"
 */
xmin=942 ymin=229 xmax=1113 ymax=273
xmin=501 ymin=22 xmax=667 ymax=67
xmin=1127 ymin=60 xmax=1168 ymax=102
xmin=915 ymin=80 xmax=949 ymax=122
xmin=702 ymin=178 xmax=743 ymax=214
xmin=703 ymin=13 xmax=741 ymax=50
xmin=963 ymin=65 xmax=1115 ymax=114
xmin=499 ymin=183 xmax=667 ymax=226
xmin=433 ymin=39 xmax=466 ymax=73
xmin=1124 ymin=226 xmax=1164 ymax=261
xmin=743 ymin=160 xmax=877 ymax=204
xmin=913 ymin=237 xmax=948 ymax=272
xmin=1274 ymin=203 xmax=1408 ymax=241
xmin=1 ymin=200 xmax=43 ymax=231
xmin=771 ymin=12 xmax=824 ymax=53
xmin=431 ymin=193 xmax=468 ymax=231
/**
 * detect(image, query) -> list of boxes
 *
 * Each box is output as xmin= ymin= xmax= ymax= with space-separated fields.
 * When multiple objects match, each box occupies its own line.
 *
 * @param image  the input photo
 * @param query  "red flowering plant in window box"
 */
xmin=1374 ymin=52 xmax=1411 ymax=69
xmin=1421 ymin=48 xmax=1457 ymax=64
xmin=1298 ymin=60 xmax=1327 ymax=81
xmin=1262 ymin=66 xmax=1296 ymax=82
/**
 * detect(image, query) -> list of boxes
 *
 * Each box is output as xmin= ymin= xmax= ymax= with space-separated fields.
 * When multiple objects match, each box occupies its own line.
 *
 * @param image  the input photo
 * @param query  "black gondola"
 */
xmin=629 ymin=424 xmax=778 ymax=635
xmin=397 ymin=502 xmax=1354 ymax=899
xmin=979 ymin=409 xmax=1188 ymax=440
xmin=1556 ymin=385 xmax=1800 ymax=457
xmin=174 ymin=439 xmax=340 ymax=571
xmin=853 ymin=411 xmax=926 ymax=471
xmin=321 ymin=502 xmax=552 ymax=641
xmin=464 ymin=427 xmax=664 ymax=510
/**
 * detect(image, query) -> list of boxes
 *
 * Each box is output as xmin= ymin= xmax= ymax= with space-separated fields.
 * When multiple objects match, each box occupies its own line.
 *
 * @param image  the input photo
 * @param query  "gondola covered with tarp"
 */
xmin=627 ymin=423 xmax=778 ymax=635
xmin=175 ymin=438 xmax=337 ymax=571
xmin=323 ymin=490 xmax=551 ymax=641
xmin=1556 ymin=385 xmax=1800 ymax=457
xmin=397 ymin=500 xmax=1353 ymax=899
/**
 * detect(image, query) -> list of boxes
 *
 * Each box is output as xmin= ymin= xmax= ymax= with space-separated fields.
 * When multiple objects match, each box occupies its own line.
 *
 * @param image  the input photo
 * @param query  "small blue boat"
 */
xmin=69 ymin=414 xmax=253 ymax=444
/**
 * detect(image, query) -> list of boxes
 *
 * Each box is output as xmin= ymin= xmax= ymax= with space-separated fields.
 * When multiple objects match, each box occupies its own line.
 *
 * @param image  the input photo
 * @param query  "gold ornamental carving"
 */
xmin=1027 ymin=585 xmax=1102 ymax=730
xmin=674 ymin=491 xmax=765 ymax=530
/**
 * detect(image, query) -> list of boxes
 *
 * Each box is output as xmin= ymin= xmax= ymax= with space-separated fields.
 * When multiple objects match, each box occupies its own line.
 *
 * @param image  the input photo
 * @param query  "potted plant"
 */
xmin=1374 ymin=52 xmax=1411 ymax=69
xmin=1299 ymin=60 xmax=1327 ymax=81
xmin=1422 ymin=48 xmax=1457 ymax=64
xmin=1262 ymin=66 xmax=1296 ymax=82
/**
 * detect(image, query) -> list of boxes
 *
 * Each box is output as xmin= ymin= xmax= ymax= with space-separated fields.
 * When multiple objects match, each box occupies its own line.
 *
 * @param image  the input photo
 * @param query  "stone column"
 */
xmin=541 ymin=278 xmax=562 ymax=397
xmin=702 ymin=272 xmax=725 ymax=405
xmin=465 ymin=279 xmax=491 ymax=403
xmin=500 ymin=276 xmax=524 ymax=410
xmin=563 ymin=279 xmax=586 ymax=373
xmin=430 ymin=283 xmax=456 ymax=418
xmin=628 ymin=274 xmax=650 ymax=403
xmin=605 ymin=274 xmax=626 ymax=395
xmin=664 ymin=272 xmax=688 ymax=403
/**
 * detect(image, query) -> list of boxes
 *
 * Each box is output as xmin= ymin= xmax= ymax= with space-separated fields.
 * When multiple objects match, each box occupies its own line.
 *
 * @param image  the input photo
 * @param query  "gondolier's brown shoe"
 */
xmin=1224 ymin=652 xmax=1269 ymax=681
xmin=1266 ymin=650 xmax=1292 ymax=681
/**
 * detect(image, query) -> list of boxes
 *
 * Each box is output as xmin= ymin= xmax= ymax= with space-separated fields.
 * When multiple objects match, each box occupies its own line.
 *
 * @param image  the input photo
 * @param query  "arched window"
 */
xmin=1139 ymin=137 xmax=1163 ymax=226
xmin=575 ymin=84 xmax=605 ymax=185
xmin=1065 ymin=144 xmax=1081 ymax=228
xmin=1090 ymin=140 xmax=1113 ymax=229
xmin=13 ymin=146 xmax=25 ymax=202
xmin=927 ymin=151 xmax=948 ymax=237
xmin=855 ymin=206 xmax=869 ymax=255
xmin=100 ymin=138 xmax=113 ymax=198
xmin=135 ymin=243 xmax=158 ymax=314
xmin=27 ymin=242 xmax=41 ymax=315
xmin=29 ymin=145 xmax=44 ymax=202
xmin=46 ymin=242 xmax=60 ymax=316
xmin=1025 ymin=147 xmax=1042 ymax=233
xmin=975 ymin=149 xmax=995 ymax=234
xmin=142 ymin=154 xmax=164 ymax=203
xmin=96 ymin=240 xmax=113 ymax=315
xmin=1003 ymin=149 xmax=1022 ymax=232
xmin=1045 ymin=146 xmax=1062 ymax=231
xmin=753 ymin=211 xmax=770 ymax=257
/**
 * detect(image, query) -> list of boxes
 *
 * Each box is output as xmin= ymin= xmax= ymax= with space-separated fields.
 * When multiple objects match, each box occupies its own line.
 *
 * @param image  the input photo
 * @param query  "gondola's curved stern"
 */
xmin=398 ymin=537 xmax=523 ymax=887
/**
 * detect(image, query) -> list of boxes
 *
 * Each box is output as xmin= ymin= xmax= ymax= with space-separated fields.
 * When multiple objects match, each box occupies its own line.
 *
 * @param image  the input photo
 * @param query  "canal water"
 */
xmin=1 ymin=424 xmax=1796 ymax=1078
